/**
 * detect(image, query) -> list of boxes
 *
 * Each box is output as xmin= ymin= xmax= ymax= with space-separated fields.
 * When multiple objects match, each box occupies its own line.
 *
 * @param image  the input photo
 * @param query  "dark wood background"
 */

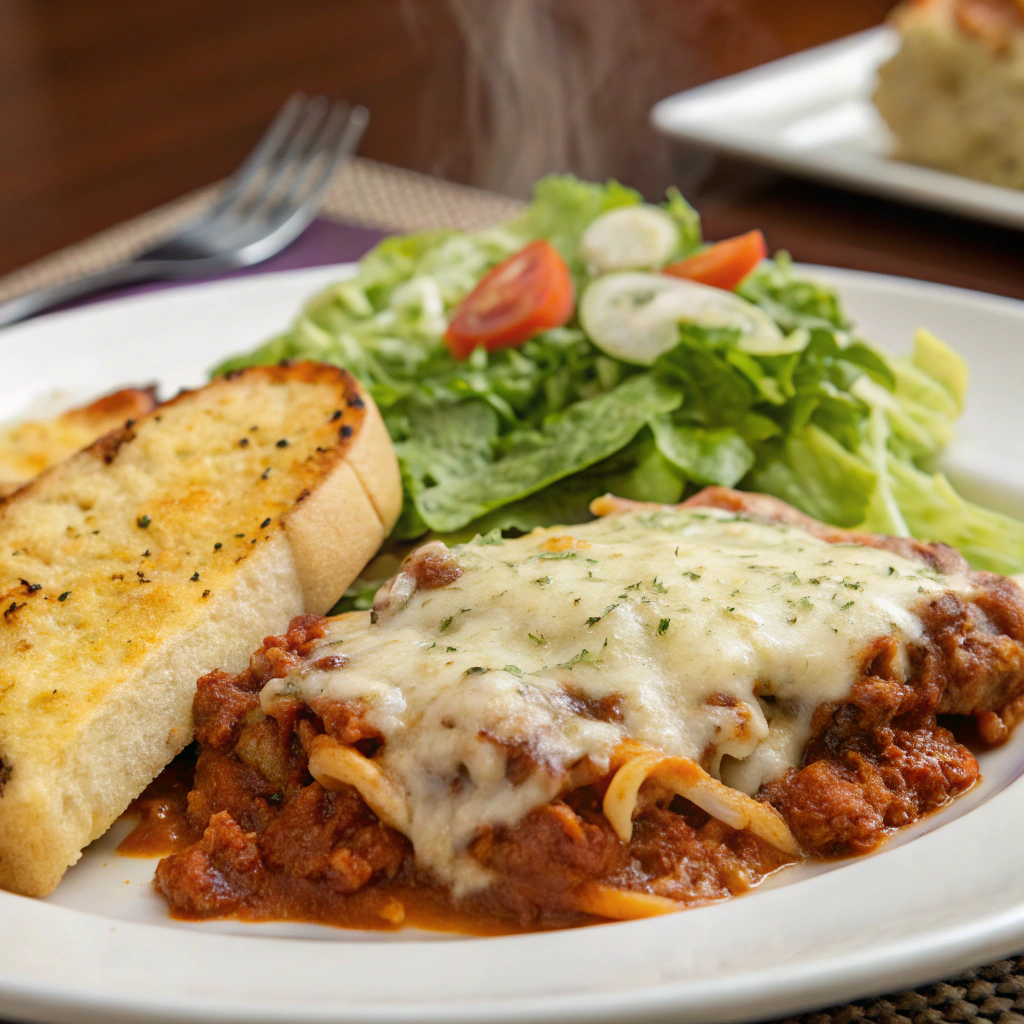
xmin=2 ymin=0 xmax=1023 ymax=298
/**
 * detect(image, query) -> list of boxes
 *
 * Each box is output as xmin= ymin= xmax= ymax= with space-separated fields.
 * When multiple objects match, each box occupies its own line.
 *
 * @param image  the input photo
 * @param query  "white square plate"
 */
xmin=651 ymin=27 xmax=1024 ymax=230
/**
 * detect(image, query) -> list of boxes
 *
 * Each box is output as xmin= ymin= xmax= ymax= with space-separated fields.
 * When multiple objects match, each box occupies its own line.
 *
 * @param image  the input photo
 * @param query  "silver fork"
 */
xmin=0 ymin=95 xmax=368 ymax=328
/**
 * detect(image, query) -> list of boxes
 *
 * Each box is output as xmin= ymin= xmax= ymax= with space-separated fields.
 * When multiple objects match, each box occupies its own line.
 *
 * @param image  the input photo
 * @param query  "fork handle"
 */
xmin=0 ymin=261 xmax=159 ymax=329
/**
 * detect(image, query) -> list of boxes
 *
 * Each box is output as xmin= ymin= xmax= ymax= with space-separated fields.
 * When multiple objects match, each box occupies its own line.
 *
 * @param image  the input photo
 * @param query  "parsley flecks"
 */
xmin=528 ymin=632 xmax=546 ymax=645
xmin=260 ymin=518 xmax=272 ymax=529
xmin=556 ymin=648 xmax=599 ymax=670
xmin=783 ymin=572 xmax=800 ymax=585
xmin=840 ymin=600 xmax=855 ymax=611
xmin=657 ymin=618 xmax=670 ymax=636
xmin=586 ymin=603 xmax=619 ymax=627
xmin=446 ymin=646 xmax=457 ymax=652
xmin=58 ymin=591 xmax=71 ymax=602
xmin=464 ymin=666 xmax=487 ymax=675
xmin=538 ymin=550 xmax=577 ymax=560
xmin=439 ymin=616 xmax=454 ymax=632
xmin=190 ymin=572 xmax=200 ymax=582
xmin=504 ymin=664 xmax=523 ymax=677
xmin=533 ymin=576 xmax=552 ymax=586
xmin=137 ymin=515 xmax=151 ymax=529
xmin=276 ymin=439 xmax=289 ymax=448
xmin=682 ymin=571 xmax=701 ymax=581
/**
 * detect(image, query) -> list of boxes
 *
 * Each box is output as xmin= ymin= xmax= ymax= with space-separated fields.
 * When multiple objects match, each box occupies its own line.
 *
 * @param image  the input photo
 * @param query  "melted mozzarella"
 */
xmin=262 ymin=508 xmax=978 ymax=893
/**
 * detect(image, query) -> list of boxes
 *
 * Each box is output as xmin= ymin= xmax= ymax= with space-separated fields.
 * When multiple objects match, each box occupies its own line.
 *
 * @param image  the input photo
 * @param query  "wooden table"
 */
xmin=2 ymin=0 xmax=1022 ymax=299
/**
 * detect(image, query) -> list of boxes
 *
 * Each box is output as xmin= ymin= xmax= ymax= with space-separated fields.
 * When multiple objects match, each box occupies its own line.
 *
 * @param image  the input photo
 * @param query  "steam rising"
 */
xmin=405 ymin=0 xmax=777 ymax=198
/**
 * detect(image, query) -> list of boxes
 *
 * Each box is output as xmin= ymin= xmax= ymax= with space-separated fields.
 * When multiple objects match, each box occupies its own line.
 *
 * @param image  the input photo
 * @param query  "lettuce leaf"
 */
xmin=649 ymin=416 xmax=754 ymax=488
xmin=737 ymin=252 xmax=850 ymax=333
xmin=885 ymin=459 xmax=1024 ymax=574
xmin=415 ymin=374 xmax=681 ymax=532
xmin=747 ymin=425 xmax=877 ymax=527
xmin=441 ymin=433 xmax=684 ymax=542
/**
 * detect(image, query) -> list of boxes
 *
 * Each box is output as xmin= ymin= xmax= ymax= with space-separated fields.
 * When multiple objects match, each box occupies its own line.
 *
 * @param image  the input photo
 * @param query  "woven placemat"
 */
xmin=0 ymin=157 xmax=524 ymax=303
xmin=1 ymin=156 xmax=1021 ymax=1024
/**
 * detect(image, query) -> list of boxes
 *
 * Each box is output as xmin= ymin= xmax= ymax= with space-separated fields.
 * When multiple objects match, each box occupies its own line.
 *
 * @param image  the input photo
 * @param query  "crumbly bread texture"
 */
xmin=875 ymin=0 xmax=1024 ymax=190
xmin=0 ymin=362 xmax=401 ymax=896
xmin=0 ymin=387 xmax=159 ymax=496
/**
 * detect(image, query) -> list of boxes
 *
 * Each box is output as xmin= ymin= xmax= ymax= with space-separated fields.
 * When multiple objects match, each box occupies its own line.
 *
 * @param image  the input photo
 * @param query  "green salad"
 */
xmin=214 ymin=175 xmax=1024 ymax=582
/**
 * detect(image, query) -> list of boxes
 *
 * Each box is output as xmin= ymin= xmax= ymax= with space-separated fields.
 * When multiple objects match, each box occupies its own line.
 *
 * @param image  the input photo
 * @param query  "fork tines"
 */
xmin=211 ymin=94 xmax=369 ymax=226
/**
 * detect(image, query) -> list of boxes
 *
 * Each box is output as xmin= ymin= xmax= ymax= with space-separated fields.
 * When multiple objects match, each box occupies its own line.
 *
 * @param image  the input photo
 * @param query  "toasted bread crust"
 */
xmin=0 ymin=386 xmax=158 ymax=493
xmin=0 ymin=362 xmax=400 ymax=896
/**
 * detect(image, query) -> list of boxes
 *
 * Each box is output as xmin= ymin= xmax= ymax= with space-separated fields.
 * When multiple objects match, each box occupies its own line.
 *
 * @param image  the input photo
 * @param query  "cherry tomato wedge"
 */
xmin=662 ymin=230 xmax=767 ymax=291
xmin=444 ymin=240 xmax=575 ymax=359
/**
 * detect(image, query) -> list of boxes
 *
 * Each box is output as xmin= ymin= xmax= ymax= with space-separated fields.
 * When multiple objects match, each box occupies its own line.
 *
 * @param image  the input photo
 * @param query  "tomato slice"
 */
xmin=662 ymin=230 xmax=767 ymax=291
xmin=444 ymin=240 xmax=575 ymax=359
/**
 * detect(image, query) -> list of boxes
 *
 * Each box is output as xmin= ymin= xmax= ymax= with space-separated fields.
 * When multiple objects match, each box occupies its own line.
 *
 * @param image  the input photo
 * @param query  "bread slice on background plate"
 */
xmin=875 ymin=0 xmax=1024 ymax=190
xmin=0 ymin=387 xmax=159 ymax=497
xmin=0 ymin=361 xmax=401 ymax=897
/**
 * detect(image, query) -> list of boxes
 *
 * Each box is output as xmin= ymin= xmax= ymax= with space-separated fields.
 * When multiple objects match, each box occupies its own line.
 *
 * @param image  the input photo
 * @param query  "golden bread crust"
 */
xmin=0 ymin=386 xmax=158 ymax=492
xmin=0 ymin=362 xmax=401 ymax=896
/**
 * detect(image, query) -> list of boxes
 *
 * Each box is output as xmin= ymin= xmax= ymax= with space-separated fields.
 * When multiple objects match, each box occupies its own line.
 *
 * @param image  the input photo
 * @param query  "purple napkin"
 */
xmin=72 ymin=218 xmax=387 ymax=310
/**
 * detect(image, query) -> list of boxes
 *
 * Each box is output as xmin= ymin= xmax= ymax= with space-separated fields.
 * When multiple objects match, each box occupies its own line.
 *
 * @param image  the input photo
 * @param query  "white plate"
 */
xmin=2 ymin=266 xmax=1024 ymax=1024
xmin=650 ymin=27 xmax=1024 ymax=231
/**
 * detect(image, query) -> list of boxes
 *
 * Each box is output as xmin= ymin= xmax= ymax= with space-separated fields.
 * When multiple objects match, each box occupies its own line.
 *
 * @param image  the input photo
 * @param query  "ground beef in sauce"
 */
xmin=155 ymin=487 xmax=1024 ymax=930
xmin=156 ymin=615 xmax=793 ymax=929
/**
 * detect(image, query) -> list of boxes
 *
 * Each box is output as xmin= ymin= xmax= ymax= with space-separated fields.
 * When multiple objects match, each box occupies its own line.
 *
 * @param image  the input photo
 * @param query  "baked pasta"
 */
xmin=155 ymin=487 xmax=1024 ymax=931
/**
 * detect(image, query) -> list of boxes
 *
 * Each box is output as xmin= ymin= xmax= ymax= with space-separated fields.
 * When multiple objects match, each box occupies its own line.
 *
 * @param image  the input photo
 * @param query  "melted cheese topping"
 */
xmin=263 ymin=508 xmax=978 ymax=893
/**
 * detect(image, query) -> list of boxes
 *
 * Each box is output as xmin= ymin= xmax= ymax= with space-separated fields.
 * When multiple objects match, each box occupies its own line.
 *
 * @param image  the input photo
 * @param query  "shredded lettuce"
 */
xmin=212 ymin=174 xmax=1024 ymax=573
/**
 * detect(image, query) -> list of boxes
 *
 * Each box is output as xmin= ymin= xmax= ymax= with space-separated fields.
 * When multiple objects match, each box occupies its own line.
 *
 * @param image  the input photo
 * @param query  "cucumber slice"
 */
xmin=579 ymin=272 xmax=785 ymax=366
xmin=580 ymin=206 xmax=680 ymax=273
